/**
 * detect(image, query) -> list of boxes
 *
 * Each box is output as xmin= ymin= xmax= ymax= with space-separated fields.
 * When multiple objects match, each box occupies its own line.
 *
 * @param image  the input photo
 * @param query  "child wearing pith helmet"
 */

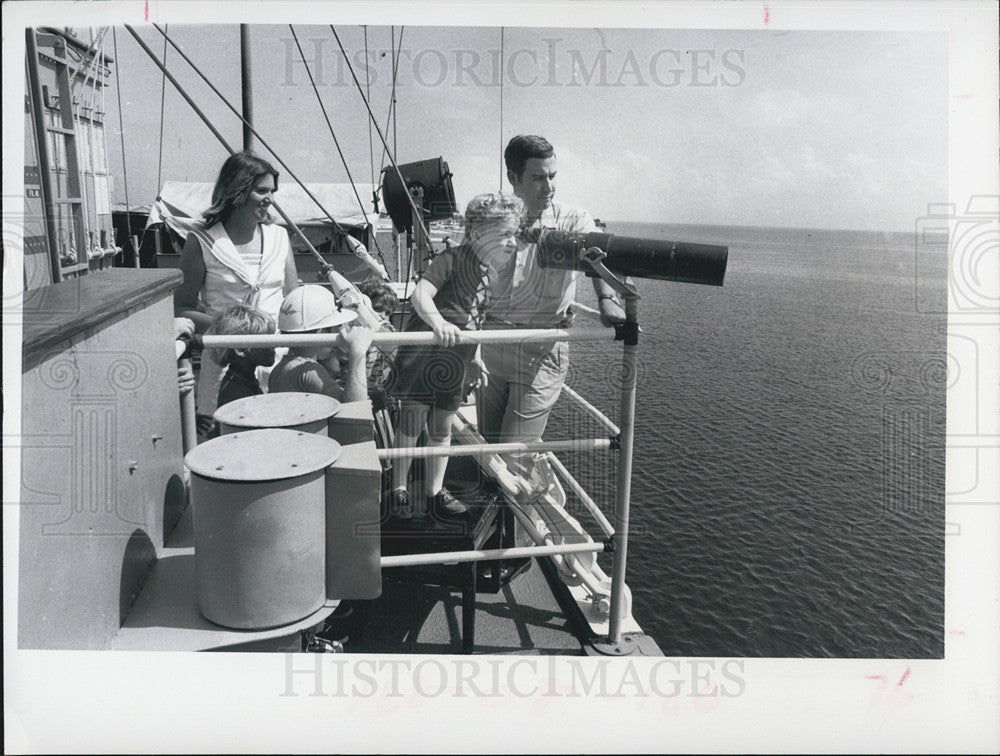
xmin=268 ymin=284 xmax=372 ymax=403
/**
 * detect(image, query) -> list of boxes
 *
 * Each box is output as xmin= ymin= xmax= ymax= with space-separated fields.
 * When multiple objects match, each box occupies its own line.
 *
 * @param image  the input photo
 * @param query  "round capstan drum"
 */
xmin=185 ymin=428 xmax=342 ymax=630
xmin=213 ymin=392 xmax=341 ymax=436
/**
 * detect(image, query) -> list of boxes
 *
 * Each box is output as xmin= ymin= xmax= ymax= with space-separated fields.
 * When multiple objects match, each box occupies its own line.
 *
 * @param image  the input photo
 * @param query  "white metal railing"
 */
xmin=561 ymin=385 xmax=621 ymax=437
xmin=546 ymin=452 xmax=616 ymax=538
xmin=381 ymin=540 xmax=606 ymax=569
xmin=187 ymin=320 xmax=639 ymax=644
xmin=201 ymin=326 xmax=607 ymax=349
xmin=375 ymin=437 xmax=613 ymax=461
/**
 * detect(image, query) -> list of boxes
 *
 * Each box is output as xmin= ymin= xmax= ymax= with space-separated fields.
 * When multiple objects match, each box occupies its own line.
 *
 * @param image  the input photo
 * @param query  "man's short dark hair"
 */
xmin=504 ymin=135 xmax=554 ymax=179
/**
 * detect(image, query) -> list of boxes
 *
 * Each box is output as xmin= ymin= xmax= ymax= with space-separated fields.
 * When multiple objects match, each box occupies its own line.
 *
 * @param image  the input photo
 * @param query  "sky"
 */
xmin=91 ymin=22 xmax=949 ymax=231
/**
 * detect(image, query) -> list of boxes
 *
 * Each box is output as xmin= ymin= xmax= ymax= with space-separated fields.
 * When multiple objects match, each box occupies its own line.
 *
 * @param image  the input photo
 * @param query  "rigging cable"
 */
xmin=288 ymin=24 xmax=388 ymax=270
xmin=71 ymin=28 xmax=106 ymax=257
xmin=156 ymin=23 xmax=168 ymax=198
xmin=147 ymin=23 xmax=354 ymax=241
xmin=125 ymin=24 xmax=326 ymax=265
xmin=66 ymin=27 xmax=102 ymax=256
xmin=329 ymin=26 xmax=434 ymax=271
xmin=499 ymin=27 xmax=504 ymax=192
xmin=125 ymin=24 xmax=392 ymax=304
xmin=69 ymin=26 xmax=108 ymax=89
xmin=84 ymin=29 xmax=109 ymax=253
xmin=98 ymin=33 xmax=117 ymax=250
xmin=364 ymin=26 xmax=375 ymax=193
xmin=111 ymin=28 xmax=133 ymax=265
xmin=386 ymin=26 xmax=405 ymax=284
xmin=391 ymin=26 xmax=398 ymax=162
xmin=331 ymin=25 xmax=430 ymax=240
xmin=376 ymin=27 xmax=404 ymax=180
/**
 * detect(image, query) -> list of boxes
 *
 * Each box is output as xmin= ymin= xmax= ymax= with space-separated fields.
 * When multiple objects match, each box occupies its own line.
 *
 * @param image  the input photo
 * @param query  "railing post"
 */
xmin=179 ymin=357 xmax=197 ymax=454
xmin=608 ymin=294 xmax=639 ymax=645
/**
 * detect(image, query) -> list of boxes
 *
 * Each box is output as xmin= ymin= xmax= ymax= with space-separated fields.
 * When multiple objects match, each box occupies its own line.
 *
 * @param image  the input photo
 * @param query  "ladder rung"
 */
xmin=53 ymin=198 xmax=83 ymax=204
xmin=46 ymin=125 xmax=76 ymax=136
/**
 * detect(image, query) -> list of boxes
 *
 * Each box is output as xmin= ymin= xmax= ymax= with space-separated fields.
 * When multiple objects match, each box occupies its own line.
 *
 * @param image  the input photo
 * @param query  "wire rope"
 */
xmin=156 ymin=23 xmax=168 ymax=197
xmin=288 ymin=25 xmax=388 ymax=269
xmin=499 ymin=27 xmax=505 ymax=192
xmin=364 ymin=26 xmax=375 ymax=191
xmin=148 ymin=23 xmax=352 ymax=239
xmin=111 ymin=28 xmax=136 ymax=265
xmin=376 ymin=27 xmax=404 ymax=180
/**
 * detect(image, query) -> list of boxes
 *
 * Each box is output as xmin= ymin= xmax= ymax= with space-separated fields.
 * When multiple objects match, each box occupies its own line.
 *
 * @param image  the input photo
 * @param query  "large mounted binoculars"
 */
xmin=523 ymin=227 xmax=728 ymax=286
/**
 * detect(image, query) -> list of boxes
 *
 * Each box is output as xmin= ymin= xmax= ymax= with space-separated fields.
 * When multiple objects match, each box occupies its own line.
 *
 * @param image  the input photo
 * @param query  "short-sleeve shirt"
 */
xmin=387 ymin=243 xmax=489 ymax=411
xmin=268 ymin=355 xmax=344 ymax=401
xmin=486 ymin=202 xmax=598 ymax=327
xmin=217 ymin=363 xmax=263 ymax=408
xmin=413 ymin=242 xmax=491 ymax=331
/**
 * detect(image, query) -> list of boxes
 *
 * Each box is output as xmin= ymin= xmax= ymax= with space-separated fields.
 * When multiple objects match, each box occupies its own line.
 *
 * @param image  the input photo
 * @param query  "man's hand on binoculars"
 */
xmin=581 ymin=246 xmax=625 ymax=326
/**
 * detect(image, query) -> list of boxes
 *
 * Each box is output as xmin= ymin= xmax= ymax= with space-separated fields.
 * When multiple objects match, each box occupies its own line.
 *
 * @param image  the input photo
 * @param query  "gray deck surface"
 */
xmin=347 ymin=558 xmax=587 ymax=655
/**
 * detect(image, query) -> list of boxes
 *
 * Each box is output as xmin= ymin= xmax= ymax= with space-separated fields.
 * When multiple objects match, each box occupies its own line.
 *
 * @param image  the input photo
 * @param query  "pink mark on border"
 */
xmin=897 ymin=667 xmax=911 ymax=687
xmin=864 ymin=675 xmax=885 ymax=681
xmin=145 ymin=1 xmax=149 ymax=21
xmin=764 ymin=5 xmax=771 ymax=25
xmin=950 ymin=629 xmax=966 ymax=635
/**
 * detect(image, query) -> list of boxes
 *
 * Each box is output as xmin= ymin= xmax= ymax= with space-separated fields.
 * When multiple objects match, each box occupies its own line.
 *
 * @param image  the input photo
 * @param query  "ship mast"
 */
xmin=240 ymin=25 xmax=254 ymax=152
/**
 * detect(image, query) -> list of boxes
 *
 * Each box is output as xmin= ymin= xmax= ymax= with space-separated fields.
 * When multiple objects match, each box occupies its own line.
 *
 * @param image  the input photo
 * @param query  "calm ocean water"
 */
xmin=546 ymin=222 xmax=947 ymax=658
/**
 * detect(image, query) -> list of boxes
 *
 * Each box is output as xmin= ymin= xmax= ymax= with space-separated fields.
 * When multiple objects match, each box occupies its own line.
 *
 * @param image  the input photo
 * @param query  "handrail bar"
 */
xmin=380 ymin=540 xmax=605 ymax=569
xmin=561 ymin=385 xmax=621 ymax=436
xmin=376 ymin=438 xmax=612 ymax=460
xmin=201 ymin=327 xmax=612 ymax=349
xmin=545 ymin=453 xmax=616 ymax=538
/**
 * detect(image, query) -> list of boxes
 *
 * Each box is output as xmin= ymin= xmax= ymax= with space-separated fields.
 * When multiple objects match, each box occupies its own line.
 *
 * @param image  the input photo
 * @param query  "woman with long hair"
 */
xmin=174 ymin=151 xmax=298 ymax=423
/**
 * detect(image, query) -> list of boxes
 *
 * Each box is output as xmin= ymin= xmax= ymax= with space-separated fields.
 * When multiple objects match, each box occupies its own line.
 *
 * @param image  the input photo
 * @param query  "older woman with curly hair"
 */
xmin=174 ymin=151 xmax=298 ymax=420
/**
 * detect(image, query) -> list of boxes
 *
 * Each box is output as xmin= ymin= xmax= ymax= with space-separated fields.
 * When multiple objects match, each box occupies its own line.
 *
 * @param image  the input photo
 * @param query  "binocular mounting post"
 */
xmin=580 ymin=245 xmax=639 ymax=344
xmin=581 ymin=245 xmax=641 ymax=652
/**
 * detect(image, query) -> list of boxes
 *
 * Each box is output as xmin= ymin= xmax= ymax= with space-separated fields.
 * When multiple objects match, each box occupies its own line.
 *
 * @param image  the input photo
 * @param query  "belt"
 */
xmin=485 ymin=314 xmax=576 ymax=330
xmin=485 ymin=315 xmax=531 ymax=328
xmin=485 ymin=315 xmax=568 ymax=329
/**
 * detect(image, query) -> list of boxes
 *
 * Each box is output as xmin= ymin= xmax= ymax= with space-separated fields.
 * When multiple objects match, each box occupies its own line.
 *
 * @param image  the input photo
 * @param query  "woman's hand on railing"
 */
xmin=177 ymin=360 xmax=195 ymax=395
xmin=174 ymin=316 xmax=196 ymax=341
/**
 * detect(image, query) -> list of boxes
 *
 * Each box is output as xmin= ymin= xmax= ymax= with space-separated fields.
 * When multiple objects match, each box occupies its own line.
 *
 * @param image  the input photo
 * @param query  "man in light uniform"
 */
xmin=480 ymin=135 xmax=625 ymax=470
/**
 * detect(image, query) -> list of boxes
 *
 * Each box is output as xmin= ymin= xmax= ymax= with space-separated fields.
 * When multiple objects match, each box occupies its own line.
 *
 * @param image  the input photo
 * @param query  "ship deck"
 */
xmin=118 ymin=498 xmax=598 ymax=655
xmin=337 ymin=457 xmax=661 ymax=657
xmin=349 ymin=556 xmax=591 ymax=656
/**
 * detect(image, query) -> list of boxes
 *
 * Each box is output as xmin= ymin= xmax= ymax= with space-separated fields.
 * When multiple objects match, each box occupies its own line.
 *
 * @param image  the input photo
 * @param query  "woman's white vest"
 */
xmin=193 ymin=222 xmax=289 ymax=319
xmin=192 ymin=222 xmax=290 ymax=417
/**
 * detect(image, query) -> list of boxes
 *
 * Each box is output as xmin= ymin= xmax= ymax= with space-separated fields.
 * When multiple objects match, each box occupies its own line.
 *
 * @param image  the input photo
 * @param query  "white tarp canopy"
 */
xmin=146 ymin=180 xmax=377 ymax=236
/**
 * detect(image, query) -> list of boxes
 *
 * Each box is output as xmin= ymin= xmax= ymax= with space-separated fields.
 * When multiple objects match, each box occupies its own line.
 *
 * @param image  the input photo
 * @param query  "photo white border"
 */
xmin=3 ymin=1 xmax=998 ymax=752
